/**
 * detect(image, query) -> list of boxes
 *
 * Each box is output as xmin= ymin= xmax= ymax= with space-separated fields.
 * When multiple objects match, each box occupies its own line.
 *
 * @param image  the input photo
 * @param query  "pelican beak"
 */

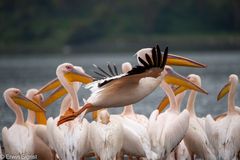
xmin=167 ymin=54 xmax=207 ymax=68
xmin=158 ymin=86 xmax=186 ymax=112
xmin=164 ymin=68 xmax=208 ymax=94
xmin=36 ymin=78 xmax=61 ymax=95
xmin=36 ymin=69 xmax=93 ymax=95
xmin=217 ymin=82 xmax=231 ymax=101
xmin=92 ymin=111 xmax=98 ymax=121
xmin=41 ymin=86 xmax=67 ymax=107
xmin=35 ymin=112 xmax=47 ymax=125
xmin=12 ymin=93 xmax=45 ymax=112
xmin=64 ymin=67 xmax=94 ymax=84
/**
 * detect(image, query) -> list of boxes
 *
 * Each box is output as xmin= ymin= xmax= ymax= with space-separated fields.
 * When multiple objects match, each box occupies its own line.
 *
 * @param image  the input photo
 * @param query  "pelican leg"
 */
xmin=128 ymin=155 xmax=134 ymax=160
xmin=96 ymin=155 xmax=100 ymax=160
xmin=57 ymin=103 xmax=93 ymax=125
xmin=190 ymin=154 xmax=194 ymax=160
xmin=116 ymin=151 xmax=123 ymax=160
xmin=51 ymin=150 xmax=57 ymax=160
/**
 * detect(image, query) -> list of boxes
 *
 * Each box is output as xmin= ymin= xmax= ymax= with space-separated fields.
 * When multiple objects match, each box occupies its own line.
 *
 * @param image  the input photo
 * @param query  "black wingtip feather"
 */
xmin=93 ymin=71 xmax=106 ymax=79
xmin=161 ymin=47 xmax=168 ymax=68
xmin=107 ymin=63 xmax=115 ymax=76
xmin=156 ymin=45 xmax=162 ymax=67
xmin=145 ymin=54 xmax=153 ymax=67
xmin=93 ymin=64 xmax=112 ymax=77
xmin=152 ymin=47 xmax=157 ymax=67
xmin=113 ymin=64 xmax=118 ymax=75
xmin=138 ymin=57 xmax=149 ymax=68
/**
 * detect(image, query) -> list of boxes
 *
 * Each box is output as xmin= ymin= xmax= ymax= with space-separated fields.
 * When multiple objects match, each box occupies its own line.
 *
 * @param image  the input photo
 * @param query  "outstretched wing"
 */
xmin=86 ymin=45 xmax=168 ymax=93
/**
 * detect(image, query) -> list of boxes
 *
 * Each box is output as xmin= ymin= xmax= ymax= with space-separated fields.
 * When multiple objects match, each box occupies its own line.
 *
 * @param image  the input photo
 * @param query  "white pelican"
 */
xmin=148 ymin=78 xmax=190 ymax=159
xmin=44 ymin=83 xmax=80 ymax=159
xmin=44 ymin=63 xmax=93 ymax=160
xmin=158 ymin=74 xmax=216 ymax=159
xmin=89 ymin=109 xmax=123 ymax=160
xmin=35 ymin=45 xmax=206 ymax=97
xmin=205 ymin=74 xmax=240 ymax=160
xmin=110 ymin=113 xmax=158 ymax=160
xmin=173 ymin=74 xmax=216 ymax=159
xmin=56 ymin=45 xmax=207 ymax=125
xmin=25 ymin=89 xmax=54 ymax=159
xmin=2 ymin=88 xmax=45 ymax=159
xmin=160 ymin=88 xmax=191 ymax=160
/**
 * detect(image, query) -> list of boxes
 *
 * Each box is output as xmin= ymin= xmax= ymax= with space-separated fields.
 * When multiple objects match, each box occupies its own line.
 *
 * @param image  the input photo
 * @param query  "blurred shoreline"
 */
xmin=1 ymin=33 xmax=240 ymax=55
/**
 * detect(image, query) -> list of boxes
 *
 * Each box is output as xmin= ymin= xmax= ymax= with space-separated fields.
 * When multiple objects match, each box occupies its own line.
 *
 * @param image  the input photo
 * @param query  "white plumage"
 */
xmin=89 ymin=110 xmax=123 ymax=160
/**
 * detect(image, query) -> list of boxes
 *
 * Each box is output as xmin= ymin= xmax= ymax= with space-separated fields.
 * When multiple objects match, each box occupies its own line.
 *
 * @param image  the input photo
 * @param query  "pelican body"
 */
xmin=178 ymin=75 xmax=216 ymax=160
xmin=2 ymin=88 xmax=45 ymax=160
xmin=45 ymin=64 xmax=92 ymax=160
xmin=25 ymin=89 xmax=54 ymax=160
xmin=89 ymin=109 xmax=123 ymax=160
xmin=206 ymin=74 xmax=240 ymax=160
xmin=148 ymin=80 xmax=190 ymax=159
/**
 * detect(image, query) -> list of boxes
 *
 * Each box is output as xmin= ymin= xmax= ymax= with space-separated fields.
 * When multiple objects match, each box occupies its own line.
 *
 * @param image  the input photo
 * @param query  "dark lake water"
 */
xmin=0 ymin=51 xmax=240 ymax=137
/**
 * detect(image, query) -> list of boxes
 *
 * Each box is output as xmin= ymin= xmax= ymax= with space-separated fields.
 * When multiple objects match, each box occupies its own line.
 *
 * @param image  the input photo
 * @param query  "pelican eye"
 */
xmin=66 ymin=65 xmax=73 ymax=71
xmin=15 ymin=91 xmax=20 ymax=94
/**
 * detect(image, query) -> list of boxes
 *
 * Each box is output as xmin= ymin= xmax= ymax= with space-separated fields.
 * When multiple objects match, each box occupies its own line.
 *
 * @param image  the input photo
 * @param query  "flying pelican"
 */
xmin=89 ymin=109 xmax=123 ymax=160
xmin=205 ymin=74 xmax=240 ymax=160
xmin=55 ymin=45 xmax=207 ymax=125
xmin=35 ymin=45 xmax=206 ymax=97
xmin=45 ymin=63 xmax=93 ymax=160
xmin=148 ymin=76 xmax=191 ymax=159
xmin=25 ymin=89 xmax=54 ymax=159
xmin=2 ymin=88 xmax=45 ymax=159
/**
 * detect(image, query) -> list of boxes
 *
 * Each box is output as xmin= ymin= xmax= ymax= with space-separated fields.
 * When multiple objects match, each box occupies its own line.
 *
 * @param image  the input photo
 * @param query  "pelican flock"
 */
xmin=1 ymin=44 xmax=240 ymax=160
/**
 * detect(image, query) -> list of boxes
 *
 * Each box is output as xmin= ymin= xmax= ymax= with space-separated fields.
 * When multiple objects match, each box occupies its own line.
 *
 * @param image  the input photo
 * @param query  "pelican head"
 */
xmin=122 ymin=62 xmax=132 ymax=73
xmin=26 ymin=88 xmax=47 ymax=124
xmin=188 ymin=74 xmax=201 ymax=86
xmin=56 ymin=63 xmax=93 ymax=83
xmin=4 ymin=88 xmax=45 ymax=112
xmin=99 ymin=110 xmax=110 ymax=124
xmin=217 ymin=74 xmax=239 ymax=101
xmin=36 ymin=63 xmax=93 ymax=95
xmin=136 ymin=46 xmax=206 ymax=68
xmin=26 ymin=89 xmax=44 ymax=105
xmin=157 ymin=73 xmax=207 ymax=112
xmin=163 ymin=67 xmax=207 ymax=94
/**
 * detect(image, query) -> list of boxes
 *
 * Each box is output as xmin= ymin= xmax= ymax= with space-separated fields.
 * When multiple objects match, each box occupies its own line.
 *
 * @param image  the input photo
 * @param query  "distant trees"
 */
xmin=0 ymin=0 xmax=239 ymax=45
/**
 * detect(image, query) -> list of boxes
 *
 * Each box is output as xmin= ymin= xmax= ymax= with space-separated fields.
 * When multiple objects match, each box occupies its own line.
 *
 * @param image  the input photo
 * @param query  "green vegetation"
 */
xmin=0 ymin=0 xmax=239 ymax=54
